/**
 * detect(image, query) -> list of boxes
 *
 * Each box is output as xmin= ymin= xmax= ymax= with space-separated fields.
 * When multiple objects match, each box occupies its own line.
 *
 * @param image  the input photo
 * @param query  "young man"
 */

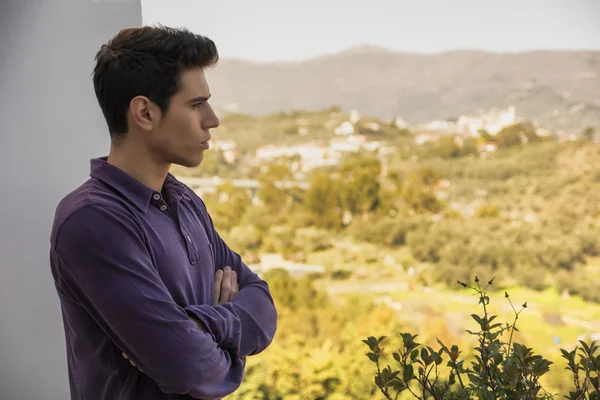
xmin=49 ymin=26 xmax=278 ymax=400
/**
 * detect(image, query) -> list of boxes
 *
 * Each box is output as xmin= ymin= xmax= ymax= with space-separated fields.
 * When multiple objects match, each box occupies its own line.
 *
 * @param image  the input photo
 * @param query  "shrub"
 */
xmin=293 ymin=227 xmax=332 ymax=252
xmin=364 ymin=277 xmax=600 ymax=399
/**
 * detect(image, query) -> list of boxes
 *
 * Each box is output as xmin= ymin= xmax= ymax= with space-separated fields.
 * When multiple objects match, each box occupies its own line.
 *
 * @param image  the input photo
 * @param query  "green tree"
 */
xmin=258 ymin=163 xmax=294 ymax=212
xmin=438 ymin=136 xmax=462 ymax=158
xmin=304 ymin=172 xmax=344 ymax=229
xmin=401 ymin=167 xmax=444 ymax=213
xmin=478 ymin=129 xmax=495 ymax=142
xmin=209 ymin=182 xmax=251 ymax=230
xmin=496 ymin=123 xmax=538 ymax=148
xmin=582 ymin=126 xmax=597 ymax=141
xmin=340 ymin=155 xmax=382 ymax=217
xmin=227 ymin=224 xmax=262 ymax=252
xmin=475 ymin=203 xmax=501 ymax=218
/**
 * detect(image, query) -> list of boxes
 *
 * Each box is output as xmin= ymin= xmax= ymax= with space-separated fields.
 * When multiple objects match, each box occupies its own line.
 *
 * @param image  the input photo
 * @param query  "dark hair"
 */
xmin=92 ymin=25 xmax=219 ymax=137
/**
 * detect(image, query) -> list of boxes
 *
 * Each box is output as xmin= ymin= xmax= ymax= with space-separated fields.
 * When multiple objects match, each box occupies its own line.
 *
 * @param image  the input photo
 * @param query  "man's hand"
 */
xmin=213 ymin=266 xmax=239 ymax=305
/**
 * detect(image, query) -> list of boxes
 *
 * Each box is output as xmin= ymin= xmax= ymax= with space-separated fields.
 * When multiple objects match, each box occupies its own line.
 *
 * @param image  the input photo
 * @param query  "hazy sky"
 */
xmin=141 ymin=0 xmax=600 ymax=62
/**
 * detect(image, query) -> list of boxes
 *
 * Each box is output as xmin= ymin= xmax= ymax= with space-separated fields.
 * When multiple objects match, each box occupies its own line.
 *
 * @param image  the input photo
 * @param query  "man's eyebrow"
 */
xmin=188 ymin=94 xmax=211 ymax=103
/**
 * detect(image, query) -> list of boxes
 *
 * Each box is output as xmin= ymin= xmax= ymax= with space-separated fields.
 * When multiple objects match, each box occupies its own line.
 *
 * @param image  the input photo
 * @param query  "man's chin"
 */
xmin=178 ymin=154 xmax=204 ymax=169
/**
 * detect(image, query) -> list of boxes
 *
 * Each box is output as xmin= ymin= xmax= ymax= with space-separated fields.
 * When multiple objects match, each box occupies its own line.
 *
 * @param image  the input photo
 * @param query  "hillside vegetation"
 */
xmin=171 ymin=110 xmax=600 ymax=398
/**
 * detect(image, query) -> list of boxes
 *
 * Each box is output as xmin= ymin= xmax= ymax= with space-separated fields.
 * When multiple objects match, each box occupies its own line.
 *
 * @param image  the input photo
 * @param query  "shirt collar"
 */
xmin=89 ymin=157 xmax=186 ymax=213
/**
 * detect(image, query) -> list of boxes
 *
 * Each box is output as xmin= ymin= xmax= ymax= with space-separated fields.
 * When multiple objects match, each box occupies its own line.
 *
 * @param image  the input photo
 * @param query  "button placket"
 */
xmin=152 ymin=192 xmax=170 ymax=212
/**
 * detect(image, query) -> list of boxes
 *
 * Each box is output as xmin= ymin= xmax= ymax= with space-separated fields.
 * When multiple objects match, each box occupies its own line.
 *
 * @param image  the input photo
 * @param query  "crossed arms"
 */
xmin=52 ymin=205 xmax=278 ymax=399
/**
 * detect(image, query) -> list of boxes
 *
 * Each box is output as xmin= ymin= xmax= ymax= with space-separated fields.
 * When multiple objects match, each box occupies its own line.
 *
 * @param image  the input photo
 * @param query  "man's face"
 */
xmin=148 ymin=67 xmax=220 ymax=168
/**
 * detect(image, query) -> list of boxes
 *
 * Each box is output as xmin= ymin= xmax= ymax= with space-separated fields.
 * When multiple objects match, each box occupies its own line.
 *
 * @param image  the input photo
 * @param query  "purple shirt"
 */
xmin=49 ymin=157 xmax=278 ymax=400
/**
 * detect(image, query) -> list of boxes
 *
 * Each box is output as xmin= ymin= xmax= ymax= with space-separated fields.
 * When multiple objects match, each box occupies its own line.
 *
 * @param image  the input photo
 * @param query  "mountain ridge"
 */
xmin=207 ymin=47 xmax=600 ymax=133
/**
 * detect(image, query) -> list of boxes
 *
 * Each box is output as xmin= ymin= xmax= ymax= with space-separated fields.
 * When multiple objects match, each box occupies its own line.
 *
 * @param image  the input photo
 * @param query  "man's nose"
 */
xmin=205 ymin=107 xmax=220 ymax=129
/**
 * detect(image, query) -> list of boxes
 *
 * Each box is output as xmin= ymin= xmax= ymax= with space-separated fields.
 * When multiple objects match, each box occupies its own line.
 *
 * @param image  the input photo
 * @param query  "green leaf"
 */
xmin=471 ymin=314 xmax=484 ymax=328
xmin=403 ymin=364 xmax=414 ymax=382
xmin=449 ymin=372 xmax=456 ymax=386
xmin=390 ymin=379 xmax=406 ymax=392
xmin=410 ymin=349 xmax=419 ymax=360
xmin=374 ymin=375 xmax=382 ymax=388
xmin=382 ymin=366 xmax=390 ymax=383
xmin=493 ymin=352 xmax=503 ymax=365
xmin=393 ymin=352 xmax=401 ymax=363
xmin=579 ymin=340 xmax=591 ymax=355
xmin=436 ymin=337 xmax=447 ymax=351
xmin=569 ymin=390 xmax=584 ymax=400
xmin=421 ymin=347 xmax=429 ymax=364
xmin=367 ymin=352 xmax=378 ymax=363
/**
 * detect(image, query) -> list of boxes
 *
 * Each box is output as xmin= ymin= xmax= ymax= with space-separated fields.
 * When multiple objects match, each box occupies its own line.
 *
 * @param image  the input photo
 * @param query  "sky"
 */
xmin=141 ymin=0 xmax=600 ymax=62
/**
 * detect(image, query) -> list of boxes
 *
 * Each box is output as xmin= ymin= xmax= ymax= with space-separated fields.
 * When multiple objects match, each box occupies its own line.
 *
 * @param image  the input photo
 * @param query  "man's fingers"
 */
xmin=213 ymin=269 xmax=223 ymax=305
xmin=230 ymin=271 xmax=238 ymax=299
xmin=219 ymin=266 xmax=232 ymax=304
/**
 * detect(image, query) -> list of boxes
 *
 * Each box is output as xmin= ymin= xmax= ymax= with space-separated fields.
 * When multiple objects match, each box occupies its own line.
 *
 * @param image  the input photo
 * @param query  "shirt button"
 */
xmin=160 ymin=204 xmax=167 ymax=211
xmin=153 ymin=194 xmax=161 ymax=200
xmin=186 ymin=235 xmax=191 ymax=242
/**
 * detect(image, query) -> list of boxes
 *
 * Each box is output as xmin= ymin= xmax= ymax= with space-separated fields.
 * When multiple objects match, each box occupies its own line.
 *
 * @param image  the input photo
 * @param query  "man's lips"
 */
xmin=200 ymin=134 xmax=211 ymax=149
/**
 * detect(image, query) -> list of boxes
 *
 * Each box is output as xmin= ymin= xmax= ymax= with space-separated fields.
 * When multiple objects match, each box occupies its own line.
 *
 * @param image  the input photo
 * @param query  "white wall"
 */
xmin=0 ymin=1 xmax=142 ymax=398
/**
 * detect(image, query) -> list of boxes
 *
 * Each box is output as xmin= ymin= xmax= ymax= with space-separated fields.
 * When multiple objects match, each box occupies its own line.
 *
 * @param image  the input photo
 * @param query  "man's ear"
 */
xmin=129 ymin=96 xmax=157 ymax=131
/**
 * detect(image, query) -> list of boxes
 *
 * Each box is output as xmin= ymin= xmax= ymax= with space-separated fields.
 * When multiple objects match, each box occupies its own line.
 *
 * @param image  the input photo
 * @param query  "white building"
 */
xmin=362 ymin=122 xmax=380 ymax=131
xmin=212 ymin=140 xmax=239 ymax=164
xmin=334 ymin=121 xmax=354 ymax=135
xmin=457 ymin=105 xmax=517 ymax=136
xmin=394 ymin=116 xmax=408 ymax=129
xmin=414 ymin=133 xmax=439 ymax=146
xmin=329 ymin=134 xmax=367 ymax=153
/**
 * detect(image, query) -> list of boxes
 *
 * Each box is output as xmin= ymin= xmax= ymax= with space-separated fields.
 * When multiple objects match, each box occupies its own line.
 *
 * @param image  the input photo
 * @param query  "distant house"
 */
xmin=457 ymin=105 xmax=517 ymax=136
xmin=362 ymin=122 xmax=380 ymax=132
xmin=334 ymin=121 xmax=354 ymax=135
xmin=414 ymin=133 xmax=439 ymax=146
xmin=222 ymin=150 xmax=238 ymax=164
xmin=478 ymin=141 xmax=498 ymax=153
xmin=212 ymin=140 xmax=239 ymax=163
xmin=249 ymin=253 xmax=325 ymax=277
xmin=329 ymin=134 xmax=367 ymax=153
xmin=255 ymin=144 xmax=299 ymax=160
xmin=394 ymin=116 xmax=408 ymax=129
xmin=255 ymin=142 xmax=338 ymax=172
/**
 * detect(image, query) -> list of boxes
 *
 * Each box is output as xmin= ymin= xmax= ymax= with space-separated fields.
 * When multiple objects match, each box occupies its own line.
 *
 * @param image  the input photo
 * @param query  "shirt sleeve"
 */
xmin=52 ymin=204 xmax=244 ymax=399
xmin=184 ymin=197 xmax=278 ymax=358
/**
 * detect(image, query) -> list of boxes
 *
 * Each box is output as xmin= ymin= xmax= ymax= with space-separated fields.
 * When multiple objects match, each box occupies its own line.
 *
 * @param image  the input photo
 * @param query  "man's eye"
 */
xmin=192 ymin=102 xmax=204 ymax=108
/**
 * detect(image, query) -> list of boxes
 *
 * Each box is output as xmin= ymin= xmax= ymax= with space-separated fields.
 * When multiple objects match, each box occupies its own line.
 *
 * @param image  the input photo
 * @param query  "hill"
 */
xmin=207 ymin=48 xmax=600 ymax=134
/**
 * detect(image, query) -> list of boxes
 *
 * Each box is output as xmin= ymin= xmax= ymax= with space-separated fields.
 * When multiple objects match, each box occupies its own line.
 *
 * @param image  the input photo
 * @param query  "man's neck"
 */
xmin=107 ymin=142 xmax=170 ymax=192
